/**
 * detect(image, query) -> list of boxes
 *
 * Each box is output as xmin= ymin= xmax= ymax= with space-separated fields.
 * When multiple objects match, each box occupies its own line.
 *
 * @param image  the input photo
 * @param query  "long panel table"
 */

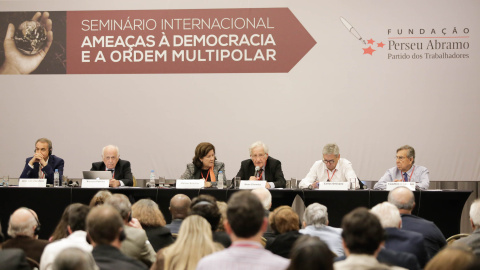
xmin=0 ymin=187 xmax=471 ymax=240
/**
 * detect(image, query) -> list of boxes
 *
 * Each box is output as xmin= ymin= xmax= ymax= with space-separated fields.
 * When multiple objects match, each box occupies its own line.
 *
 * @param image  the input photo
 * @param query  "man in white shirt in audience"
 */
xmin=299 ymin=143 xmax=358 ymax=189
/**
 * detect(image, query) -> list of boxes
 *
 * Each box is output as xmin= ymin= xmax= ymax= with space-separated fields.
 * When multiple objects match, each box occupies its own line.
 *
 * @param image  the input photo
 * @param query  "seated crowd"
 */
xmin=1 ymin=187 xmax=480 ymax=270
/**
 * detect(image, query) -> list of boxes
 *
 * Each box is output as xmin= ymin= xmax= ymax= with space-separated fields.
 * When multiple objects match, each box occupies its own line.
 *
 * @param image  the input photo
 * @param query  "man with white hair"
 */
xmin=90 ymin=145 xmax=133 ymax=187
xmin=388 ymin=187 xmax=446 ymax=258
xmin=455 ymin=199 xmax=480 ymax=256
xmin=2 ymin=208 xmax=49 ymax=263
xmin=251 ymin=188 xmax=274 ymax=239
xmin=371 ymin=202 xmax=428 ymax=268
xmin=235 ymin=141 xmax=286 ymax=188
xmin=299 ymin=203 xmax=344 ymax=257
xmin=299 ymin=143 xmax=358 ymax=189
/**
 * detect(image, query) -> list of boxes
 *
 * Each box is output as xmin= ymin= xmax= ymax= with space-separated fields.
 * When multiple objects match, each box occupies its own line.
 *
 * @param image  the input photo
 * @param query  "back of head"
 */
xmin=216 ymin=201 xmax=228 ymax=232
xmin=251 ymin=188 xmax=272 ymax=210
xmin=388 ymin=187 xmax=415 ymax=211
xmin=86 ymin=205 xmax=124 ymax=245
xmin=132 ymin=199 xmax=166 ymax=227
xmin=370 ymin=202 xmax=402 ymax=228
xmin=170 ymin=194 xmax=191 ymax=219
xmin=52 ymin=247 xmax=98 ymax=270
xmin=287 ymin=235 xmax=334 ymax=270
xmin=425 ymin=245 xmax=475 ymax=270
xmin=104 ymin=194 xmax=131 ymax=220
xmin=67 ymin=204 xmax=91 ymax=232
xmin=470 ymin=199 xmax=480 ymax=228
xmin=303 ymin=203 xmax=328 ymax=228
xmin=341 ymin=207 xmax=385 ymax=255
xmin=7 ymin=208 xmax=38 ymax=238
xmin=227 ymin=191 xmax=265 ymax=238
xmin=269 ymin=206 xmax=299 ymax=234
xmin=89 ymin=190 xmax=113 ymax=207
xmin=190 ymin=195 xmax=221 ymax=231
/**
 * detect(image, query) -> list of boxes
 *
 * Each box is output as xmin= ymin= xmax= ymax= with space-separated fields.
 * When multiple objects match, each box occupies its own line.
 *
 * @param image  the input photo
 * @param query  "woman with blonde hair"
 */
xmin=151 ymin=215 xmax=223 ymax=270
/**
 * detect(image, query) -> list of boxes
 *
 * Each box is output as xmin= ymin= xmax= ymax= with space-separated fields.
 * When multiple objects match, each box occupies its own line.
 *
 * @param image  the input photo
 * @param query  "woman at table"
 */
xmin=180 ymin=142 xmax=226 ymax=188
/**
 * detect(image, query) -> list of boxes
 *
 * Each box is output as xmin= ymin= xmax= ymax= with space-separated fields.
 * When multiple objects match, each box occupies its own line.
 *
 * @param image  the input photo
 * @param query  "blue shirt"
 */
xmin=374 ymin=165 xmax=429 ymax=190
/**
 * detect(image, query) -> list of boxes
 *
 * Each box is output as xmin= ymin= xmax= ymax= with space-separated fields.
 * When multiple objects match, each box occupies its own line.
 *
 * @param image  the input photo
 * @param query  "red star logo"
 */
xmin=367 ymin=38 xmax=375 ymax=44
xmin=363 ymin=46 xmax=376 ymax=55
xmin=377 ymin=42 xmax=385 ymax=48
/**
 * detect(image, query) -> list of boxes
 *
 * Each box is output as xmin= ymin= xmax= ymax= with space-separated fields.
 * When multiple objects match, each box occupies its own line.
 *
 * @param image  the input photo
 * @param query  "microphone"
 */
xmin=255 ymin=166 xmax=260 ymax=178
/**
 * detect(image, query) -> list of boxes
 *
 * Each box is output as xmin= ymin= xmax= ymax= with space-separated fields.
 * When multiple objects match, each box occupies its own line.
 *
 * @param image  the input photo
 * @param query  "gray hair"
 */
xmin=7 ymin=209 xmax=37 ymax=238
xmin=397 ymin=145 xmax=415 ymax=164
xmin=470 ymin=199 xmax=480 ymax=227
xmin=251 ymin=188 xmax=272 ymax=210
xmin=322 ymin=143 xmax=340 ymax=156
xmin=249 ymin=141 xmax=269 ymax=156
xmin=303 ymin=203 xmax=329 ymax=228
xmin=370 ymin=202 xmax=401 ymax=228
xmin=102 ymin=145 xmax=119 ymax=158
xmin=52 ymin=247 xmax=99 ymax=270
xmin=388 ymin=187 xmax=415 ymax=210
xmin=105 ymin=194 xmax=131 ymax=220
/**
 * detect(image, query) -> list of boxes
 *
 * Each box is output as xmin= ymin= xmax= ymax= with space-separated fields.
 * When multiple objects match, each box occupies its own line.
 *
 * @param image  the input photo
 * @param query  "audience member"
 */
xmin=334 ymin=207 xmax=404 ymax=270
xmin=266 ymin=205 xmax=302 ymax=258
xmin=299 ymin=203 xmax=344 ymax=257
xmin=388 ymin=186 xmax=446 ymax=258
xmin=87 ymin=205 xmax=147 ymax=270
xmin=251 ymin=188 xmax=275 ymax=240
xmin=40 ymin=203 xmax=92 ymax=270
xmin=51 ymin=247 xmax=99 ymax=270
xmin=0 ymin=249 xmax=30 ymax=270
xmin=424 ymin=245 xmax=475 ymax=270
xmin=91 ymin=145 xmax=134 ymax=187
xmin=105 ymin=194 xmax=156 ymax=267
xmin=2 ymin=207 xmax=48 ymax=263
xmin=196 ymin=191 xmax=289 ymax=270
xmin=371 ymin=202 xmax=428 ymax=267
xmin=89 ymin=190 xmax=113 ymax=207
xmin=152 ymin=215 xmax=223 ymax=270
xmin=455 ymin=198 xmax=480 ymax=256
xmin=165 ymin=194 xmax=191 ymax=234
xmin=131 ymin=199 xmax=173 ymax=252
xmin=190 ymin=194 xmax=231 ymax=247
xmin=216 ymin=201 xmax=228 ymax=232
xmin=287 ymin=235 xmax=334 ymax=270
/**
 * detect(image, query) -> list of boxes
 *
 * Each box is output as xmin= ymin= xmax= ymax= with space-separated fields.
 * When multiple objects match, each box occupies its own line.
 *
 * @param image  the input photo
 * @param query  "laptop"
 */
xmin=82 ymin=171 xmax=113 ymax=179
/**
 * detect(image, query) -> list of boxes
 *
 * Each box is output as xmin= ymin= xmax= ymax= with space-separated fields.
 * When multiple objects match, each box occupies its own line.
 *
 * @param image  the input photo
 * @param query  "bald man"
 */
xmin=388 ymin=187 xmax=446 ymax=258
xmin=2 ymin=208 xmax=49 ymax=263
xmin=165 ymin=194 xmax=191 ymax=234
xmin=90 ymin=145 xmax=133 ymax=187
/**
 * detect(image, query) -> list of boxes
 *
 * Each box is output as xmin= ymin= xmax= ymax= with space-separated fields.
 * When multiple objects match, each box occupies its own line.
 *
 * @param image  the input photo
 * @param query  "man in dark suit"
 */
xmin=0 ymin=249 xmax=31 ymax=270
xmin=87 ymin=205 xmax=147 ymax=270
xmin=19 ymin=137 xmax=64 ymax=185
xmin=235 ymin=141 xmax=286 ymax=188
xmin=91 ymin=145 xmax=133 ymax=187
xmin=165 ymin=194 xmax=191 ymax=234
xmin=371 ymin=202 xmax=429 ymax=268
xmin=388 ymin=186 xmax=446 ymax=258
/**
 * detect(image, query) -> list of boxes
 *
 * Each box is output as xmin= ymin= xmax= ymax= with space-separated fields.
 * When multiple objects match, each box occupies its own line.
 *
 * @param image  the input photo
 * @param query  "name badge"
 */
xmin=239 ymin=180 xmax=266 ymax=189
xmin=318 ymin=182 xmax=349 ymax=190
xmin=386 ymin=182 xmax=416 ymax=191
xmin=82 ymin=179 xmax=109 ymax=188
xmin=19 ymin=179 xmax=47 ymax=187
xmin=176 ymin=179 xmax=205 ymax=189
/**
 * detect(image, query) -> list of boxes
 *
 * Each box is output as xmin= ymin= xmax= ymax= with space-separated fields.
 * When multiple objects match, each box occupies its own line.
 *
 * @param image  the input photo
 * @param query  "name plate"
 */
xmin=176 ymin=179 xmax=205 ymax=189
xmin=318 ymin=182 xmax=349 ymax=190
xmin=82 ymin=179 xmax=109 ymax=188
xmin=239 ymin=180 xmax=266 ymax=189
xmin=19 ymin=179 xmax=47 ymax=187
xmin=386 ymin=182 xmax=416 ymax=191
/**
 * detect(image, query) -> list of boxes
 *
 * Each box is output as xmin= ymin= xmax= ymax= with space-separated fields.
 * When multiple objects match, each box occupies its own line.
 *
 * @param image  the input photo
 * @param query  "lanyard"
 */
xmin=402 ymin=166 xmax=415 ymax=182
xmin=201 ymin=169 xmax=210 ymax=182
xmin=327 ymin=169 xmax=337 ymax=182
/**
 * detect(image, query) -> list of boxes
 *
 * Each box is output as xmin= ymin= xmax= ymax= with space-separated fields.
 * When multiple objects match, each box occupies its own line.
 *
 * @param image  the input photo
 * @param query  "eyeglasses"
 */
xmin=323 ymin=159 xmax=335 ymax=165
xmin=251 ymin=154 xmax=266 ymax=159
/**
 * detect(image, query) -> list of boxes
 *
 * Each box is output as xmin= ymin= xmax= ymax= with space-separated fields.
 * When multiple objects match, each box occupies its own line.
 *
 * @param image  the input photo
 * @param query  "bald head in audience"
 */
xmin=8 ymin=208 xmax=39 ymax=238
xmin=169 ymin=194 xmax=191 ymax=219
xmin=388 ymin=187 xmax=415 ymax=214
xmin=251 ymin=188 xmax=272 ymax=210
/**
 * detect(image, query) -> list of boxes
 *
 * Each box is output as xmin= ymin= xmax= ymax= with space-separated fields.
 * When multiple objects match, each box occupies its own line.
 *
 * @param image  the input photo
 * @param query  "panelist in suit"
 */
xmin=374 ymin=145 xmax=429 ymax=190
xmin=20 ymin=138 xmax=64 ymax=185
xmin=235 ymin=141 xmax=286 ymax=188
xmin=91 ymin=145 xmax=133 ymax=187
xmin=180 ymin=142 xmax=226 ymax=188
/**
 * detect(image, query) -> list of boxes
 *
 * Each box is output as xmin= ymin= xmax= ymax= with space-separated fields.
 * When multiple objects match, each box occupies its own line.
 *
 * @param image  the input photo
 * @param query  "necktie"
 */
xmin=259 ymin=168 xmax=264 ymax=180
xmin=403 ymin=172 xmax=408 ymax=182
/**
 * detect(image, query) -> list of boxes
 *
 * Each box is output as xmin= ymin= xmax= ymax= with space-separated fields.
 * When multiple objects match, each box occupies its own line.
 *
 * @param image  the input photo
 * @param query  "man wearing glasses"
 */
xmin=298 ymin=143 xmax=358 ymax=189
xmin=374 ymin=145 xmax=429 ymax=190
xmin=235 ymin=141 xmax=286 ymax=188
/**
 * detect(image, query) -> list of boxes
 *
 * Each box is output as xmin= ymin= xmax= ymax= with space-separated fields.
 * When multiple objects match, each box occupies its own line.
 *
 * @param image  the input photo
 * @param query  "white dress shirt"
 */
xmin=299 ymin=158 xmax=358 ymax=189
xmin=40 ymin=230 xmax=92 ymax=270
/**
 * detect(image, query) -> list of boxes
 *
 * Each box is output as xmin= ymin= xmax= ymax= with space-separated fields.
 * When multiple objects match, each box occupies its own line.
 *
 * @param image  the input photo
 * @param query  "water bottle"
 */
xmin=217 ymin=171 xmax=224 ymax=189
xmin=54 ymin=169 xmax=60 ymax=187
xmin=149 ymin=170 xmax=156 ymax=188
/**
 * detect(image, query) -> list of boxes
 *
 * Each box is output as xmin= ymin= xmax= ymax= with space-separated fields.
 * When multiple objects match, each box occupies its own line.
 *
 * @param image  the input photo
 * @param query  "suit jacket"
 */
xmin=92 ymin=244 xmax=148 ymax=270
xmin=143 ymin=226 xmax=173 ymax=252
xmin=120 ymin=226 xmax=156 ymax=267
xmin=385 ymin=227 xmax=428 ymax=268
xmin=401 ymin=214 xmax=446 ymax=259
xmin=180 ymin=161 xmax=226 ymax=183
xmin=454 ymin=228 xmax=480 ymax=256
xmin=91 ymin=159 xmax=133 ymax=186
xmin=1 ymin=236 xmax=49 ymax=263
xmin=235 ymin=156 xmax=286 ymax=188
xmin=20 ymin=155 xmax=64 ymax=185
xmin=265 ymin=230 xmax=302 ymax=258
xmin=0 ymin=249 xmax=31 ymax=270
